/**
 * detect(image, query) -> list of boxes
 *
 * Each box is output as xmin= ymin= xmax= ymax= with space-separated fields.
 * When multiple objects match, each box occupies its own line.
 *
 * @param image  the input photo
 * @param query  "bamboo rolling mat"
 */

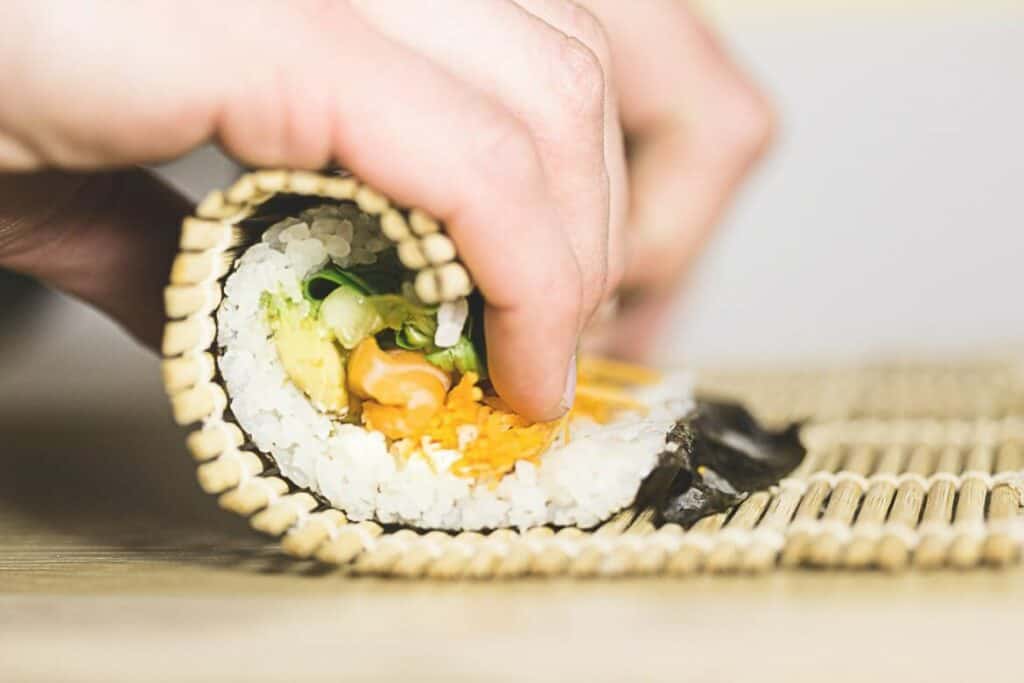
xmin=695 ymin=363 xmax=1024 ymax=572
xmin=160 ymin=169 xmax=1024 ymax=578
xmin=283 ymin=362 xmax=1024 ymax=577
xmin=174 ymin=358 xmax=1024 ymax=577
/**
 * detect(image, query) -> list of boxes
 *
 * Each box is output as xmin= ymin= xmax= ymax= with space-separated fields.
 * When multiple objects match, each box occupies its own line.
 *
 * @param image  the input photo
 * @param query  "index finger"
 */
xmin=217 ymin=5 xmax=582 ymax=421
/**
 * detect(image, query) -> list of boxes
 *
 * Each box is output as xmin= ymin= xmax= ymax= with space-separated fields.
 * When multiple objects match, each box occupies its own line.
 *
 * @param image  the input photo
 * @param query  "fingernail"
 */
xmin=559 ymin=354 xmax=577 ymax=414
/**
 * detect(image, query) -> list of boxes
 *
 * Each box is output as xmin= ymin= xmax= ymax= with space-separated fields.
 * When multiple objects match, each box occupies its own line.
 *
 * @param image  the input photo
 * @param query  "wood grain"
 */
xmin=1 ymin=381 xmax=1023 ymax=683
xmin=4 ymin=298 xmax=1024 ymax=680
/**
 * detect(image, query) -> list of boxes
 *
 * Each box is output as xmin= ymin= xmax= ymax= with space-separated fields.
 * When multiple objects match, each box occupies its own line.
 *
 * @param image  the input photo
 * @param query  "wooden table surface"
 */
xmin=2 ymin=301 xmax=1023 ymax=682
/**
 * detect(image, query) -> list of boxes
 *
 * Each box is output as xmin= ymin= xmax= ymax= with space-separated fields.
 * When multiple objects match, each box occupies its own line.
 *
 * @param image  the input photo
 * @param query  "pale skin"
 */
xmin=0 ymin=0 xmax=774 ymax=421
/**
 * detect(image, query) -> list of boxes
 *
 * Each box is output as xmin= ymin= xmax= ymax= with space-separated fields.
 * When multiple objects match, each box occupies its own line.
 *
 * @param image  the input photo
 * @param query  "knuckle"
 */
xmin=469 ymin=114 xmax=541 ymax=186
xmin=550 ymin=37 xmax=605 ymax=124
xmin=563 ymin=4 xmax=612 ymax=68
xmin=713 ymin=84 xmax=778 ymax=162
xmin=604 ymin=256 xmax=626 ymax=296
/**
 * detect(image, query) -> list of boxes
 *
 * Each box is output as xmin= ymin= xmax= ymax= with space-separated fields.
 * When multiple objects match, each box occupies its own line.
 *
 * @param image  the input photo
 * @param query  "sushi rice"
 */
xmin=216 ymin=205 xmax=694 ymax=531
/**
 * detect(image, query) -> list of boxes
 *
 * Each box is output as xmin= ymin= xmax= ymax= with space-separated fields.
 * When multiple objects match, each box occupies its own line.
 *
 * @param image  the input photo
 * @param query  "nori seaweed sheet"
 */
xmin=633 ymin=399 xmax=805 ymax=527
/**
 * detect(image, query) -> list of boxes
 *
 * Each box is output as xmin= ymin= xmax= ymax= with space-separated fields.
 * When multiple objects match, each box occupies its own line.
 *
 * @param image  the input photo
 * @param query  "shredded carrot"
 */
xmin=413 ymin=373 xmax=558 ymax=486
xmin=377 ymin=356 xmax=659 ymax=484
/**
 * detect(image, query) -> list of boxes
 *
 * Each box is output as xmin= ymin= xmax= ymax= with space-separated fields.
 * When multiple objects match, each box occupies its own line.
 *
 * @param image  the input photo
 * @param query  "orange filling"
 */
xmin=406 ymin=372 xmax=559 ymax=486
xmin=348 ymin=337 xmax=451 ymax=439
xmin=348 ymin=339 xmax=660 ymax=483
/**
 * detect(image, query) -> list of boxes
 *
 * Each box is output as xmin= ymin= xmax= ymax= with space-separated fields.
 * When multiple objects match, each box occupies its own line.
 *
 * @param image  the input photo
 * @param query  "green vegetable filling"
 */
xmin=295 ymin=263 xmax=486 ymax=378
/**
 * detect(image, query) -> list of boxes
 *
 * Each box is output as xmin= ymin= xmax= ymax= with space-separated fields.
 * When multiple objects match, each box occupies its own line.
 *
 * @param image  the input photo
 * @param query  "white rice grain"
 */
xmin=216 ymin=208 xmax=694 ymax=530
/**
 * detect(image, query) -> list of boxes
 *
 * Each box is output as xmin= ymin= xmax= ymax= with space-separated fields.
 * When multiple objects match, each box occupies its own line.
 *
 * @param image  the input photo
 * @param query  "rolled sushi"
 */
xmin=164 ymin=170 xmax=803 ymax=533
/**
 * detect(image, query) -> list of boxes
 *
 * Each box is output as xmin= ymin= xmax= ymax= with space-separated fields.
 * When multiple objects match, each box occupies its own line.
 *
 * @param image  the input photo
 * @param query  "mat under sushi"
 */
xmin=177 ymin=173 xmax=803 ymax=532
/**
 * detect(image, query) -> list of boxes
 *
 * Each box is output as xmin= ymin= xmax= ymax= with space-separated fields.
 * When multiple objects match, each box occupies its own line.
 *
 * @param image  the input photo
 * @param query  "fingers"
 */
xmin=511 ymin=0 xmax=630 ymax=295
xmin=347 ymin=0 xmax=625 ymax=418
xmin=0 ymin=1 xmax=220 ymax=170
xmin=255 ymin=3 xmax=580 ymax=420
xmin=577 ymin=0 xmax=776 ymax=349
xmin=0 ymin=169 xmax=188 ymax=346
xmin=623 ymin=65 xmax=775 ymax=290
xmin=0 ymin=1 xmax=590 ymax=419
xmin=584 ymin=287 xmax=682 ymax=362
xmin=349 ymin=0 xmax=615 ymax=322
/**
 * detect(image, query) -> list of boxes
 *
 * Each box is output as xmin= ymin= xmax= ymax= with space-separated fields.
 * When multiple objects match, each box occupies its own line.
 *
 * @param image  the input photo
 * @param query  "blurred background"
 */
xmin=676 ymin=0 xmax=1023 ymax=365
xmin=1 ymin=0 xmax=1022 ymax=409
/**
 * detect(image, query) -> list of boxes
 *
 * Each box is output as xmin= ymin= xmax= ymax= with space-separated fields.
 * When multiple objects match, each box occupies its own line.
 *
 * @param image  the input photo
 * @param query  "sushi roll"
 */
xmin=162 ymin=169 xmax=803 ymax=534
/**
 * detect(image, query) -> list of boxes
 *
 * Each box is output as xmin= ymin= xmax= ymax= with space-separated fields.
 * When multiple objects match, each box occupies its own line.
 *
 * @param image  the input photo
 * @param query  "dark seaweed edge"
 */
xmin=630 ymin=399 xmax=806 ymax=528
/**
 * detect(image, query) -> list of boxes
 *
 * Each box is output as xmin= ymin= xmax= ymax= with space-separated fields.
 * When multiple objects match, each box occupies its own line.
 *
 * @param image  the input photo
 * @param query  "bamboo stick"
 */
xmin=666 ymin=513 xmax=726 ymax=575
xmin=948 ymin=444 xmax=995 ymax=568
xmin=741 ymin=444 xmax=832 ymax=572
xmin=392 ymin=531 xmax=449 ymax=578
xmin=780 ymin=444 xmax=844 ymax=568
xmin=705 ymin=492 xmax=771 ymax=573
xmin=843 ymin=444 xmax=906 ymax=569
xmin=876 ymin=445 xmax=933 ymax=571
xmin=250 ymin=493 xmax=319 ymax=536
xmin=807 ymin=445 xmax=876 ymax=567
xmin=219 ymin=476 xmax=288 ymax=515
xmin=281 ymin=510 xmax=347 ymax=559
xmin=315 ymin=522 xmax=382 ymax=565
xmin=983 ymin=442 xmax=1023 ymax=566
xmin=426 ymin=532 xmax=483 ymax=579
xmin=913 ymin=445 xmax=964 ymax=569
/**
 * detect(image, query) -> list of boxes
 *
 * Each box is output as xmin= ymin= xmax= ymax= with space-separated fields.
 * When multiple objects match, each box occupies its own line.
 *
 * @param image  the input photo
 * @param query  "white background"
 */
xmin=665 ymin=2 xmax=1023 ymax=364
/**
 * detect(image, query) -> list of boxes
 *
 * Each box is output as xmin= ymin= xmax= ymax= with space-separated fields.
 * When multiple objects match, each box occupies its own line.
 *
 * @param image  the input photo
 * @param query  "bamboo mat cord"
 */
xmin=219 ymin=477 xmax=289 ymax=516
xmin=948 ymin=444 xmax=995 ymax=568
xmin=490 ymin=527 xmax=543 ymax=578
xmin=664 ymin=514 xmax=725 ymax=575
xmin=739 ymin=440 xmax=827 ymax=572
xmin=605 ymin=523 xmax=658 ymax=577
xmin=470 ymin=530 xmax=519 ymax=579
xmin=161 ymin=169 xmax=1024 ymax=579
xmin=420 ymin=531 xmax=473 ymax=579
xmin=250 ymin=492 xmax=319 ymax=536
xmin=842 ymin=444 xmax=906 ymax=568
xmin=913 ymin=445 xmax=964 ymax=569
xmin=780 ymin=444 xmax=844 ymax=567
xmin=185 ymin=421 xmax=244 ymax=462
xmin=281 ymin=510 xmax=348 ymax=559
xmin=876 ymin=444 xmax=933 ymax=571
xmin=806 ymin=445 xmax=877 ymax=567
xmin=984 ymin=442 xmax=1023 ymax=566
xmin=704 ymin=492 xmax=771 ymax=573
xmin=315 ymin=522 xmax=383 ymax=565
xmin=629 ymin=520 xmax=671 ymax=575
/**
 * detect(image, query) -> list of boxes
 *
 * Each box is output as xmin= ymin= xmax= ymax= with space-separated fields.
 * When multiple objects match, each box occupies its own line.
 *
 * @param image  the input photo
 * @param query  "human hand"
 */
xmin=572 ymin=0 xmax=776 ymax=361
xmin=0 ymin=0 xmax=771 ymax=422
